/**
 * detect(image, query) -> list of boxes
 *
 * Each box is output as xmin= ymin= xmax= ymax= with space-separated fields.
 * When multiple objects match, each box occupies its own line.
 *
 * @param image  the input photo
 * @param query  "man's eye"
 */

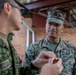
xmin=55 ymin=24 xmax=60 ymax=27
xmin=49 ymin=23 xmax=52 ymax=25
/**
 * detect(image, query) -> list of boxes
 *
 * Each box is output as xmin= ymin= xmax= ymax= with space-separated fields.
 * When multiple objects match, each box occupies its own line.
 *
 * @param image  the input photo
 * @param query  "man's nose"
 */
xmin=22 ymin=16 xmax=24 ymax=20
xmin=50 ymin=25 xmax=56 ymax=29
xmin=21 ymin=16 xmax=24 ymax=25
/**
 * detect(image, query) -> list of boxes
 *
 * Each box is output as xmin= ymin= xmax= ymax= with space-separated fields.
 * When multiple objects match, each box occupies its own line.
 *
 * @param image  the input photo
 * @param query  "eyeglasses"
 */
xmin=0 ymin=3 xmax=29 ymax=16
xmin=10 ymin=4 xmax=25 ymax=16
xmin=10 ymin=4 xmax=29 ymax=16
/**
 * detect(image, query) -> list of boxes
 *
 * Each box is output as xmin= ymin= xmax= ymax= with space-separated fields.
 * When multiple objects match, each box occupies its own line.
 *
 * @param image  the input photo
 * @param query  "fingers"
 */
xmin=56 ymin=58 xmax=62 ymax=65
xmin=53 ymin=58 xmax=59 ymax=64
xmin=48 ymin=58 xmax=59 ymax=64
xmin=35 ymin=51 xmax=62 ymax=69
xmin=60 ymin=65 xmax=63 ymax=73
xmin=54 ymin=58 xmax=63 ymax=73
xmin=42 ymin=59 xmax=48 ymax=63
xmin=48 ymin=58 xmax=53 ymax=64
xmin=41 ymin=51 xmax=56 ymax=59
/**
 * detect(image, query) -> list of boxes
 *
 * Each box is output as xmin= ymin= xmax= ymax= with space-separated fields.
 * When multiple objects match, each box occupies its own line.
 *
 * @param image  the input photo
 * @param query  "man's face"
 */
xmin=9 ymin=3 xmax=23 ymax=30
xmin=46 ymin=22 xmax=64 ymax=38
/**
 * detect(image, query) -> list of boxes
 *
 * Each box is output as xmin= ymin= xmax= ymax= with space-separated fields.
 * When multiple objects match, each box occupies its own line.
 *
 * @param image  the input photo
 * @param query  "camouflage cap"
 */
xmin=46 ymin=10 xmax=66 ymax=25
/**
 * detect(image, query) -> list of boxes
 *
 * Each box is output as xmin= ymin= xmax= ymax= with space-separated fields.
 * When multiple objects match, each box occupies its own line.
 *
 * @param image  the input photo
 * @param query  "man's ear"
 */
xmin=3 ymin=3 xmax=11 ymax=16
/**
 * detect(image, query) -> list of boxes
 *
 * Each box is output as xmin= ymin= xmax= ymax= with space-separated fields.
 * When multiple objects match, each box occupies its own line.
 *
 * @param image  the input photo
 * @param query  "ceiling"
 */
xmin=17 ymin=0 xmax=76 ymax=27
xmin=24 ymin=0 xmax=44 ymax=4
xmin=25 ymin=0 xmax=76 ymax=10
xmin=17 ymin=0 xmax=76 ymax=11
xmin=17 ymin=0 xmax=44 ymax=4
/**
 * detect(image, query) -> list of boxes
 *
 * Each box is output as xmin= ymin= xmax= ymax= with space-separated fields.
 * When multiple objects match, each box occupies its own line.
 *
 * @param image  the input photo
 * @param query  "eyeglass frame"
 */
xmin=0 ymin=3 xmax=27 ymax=16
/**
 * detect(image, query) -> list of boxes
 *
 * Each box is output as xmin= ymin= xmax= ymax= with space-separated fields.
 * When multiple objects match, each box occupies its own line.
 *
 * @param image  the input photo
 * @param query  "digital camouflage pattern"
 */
xmin=46 ymin=10 xmax=66 ymax=25
xmin=0 ymin=33 xmax=21 ymax=75
xmin=25 ymin=38 xmax=76 ymax=75
xmin=0 ymin=33 xmax=37 ymax=75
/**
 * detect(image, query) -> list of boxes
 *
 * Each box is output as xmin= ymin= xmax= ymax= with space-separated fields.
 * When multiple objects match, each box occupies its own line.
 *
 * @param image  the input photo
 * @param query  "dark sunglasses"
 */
xmin=0 ymin=3 xmax=29 ymax=16
xmin=10 ymin=4 xmax=25 ymax=16
xmin=14 ymin=0 xmax=30 ymax=16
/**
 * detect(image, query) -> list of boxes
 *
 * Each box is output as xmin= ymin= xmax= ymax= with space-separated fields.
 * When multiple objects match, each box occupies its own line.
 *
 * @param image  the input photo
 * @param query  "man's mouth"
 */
xmin=49 ymin=31 xmax=56 ymax=34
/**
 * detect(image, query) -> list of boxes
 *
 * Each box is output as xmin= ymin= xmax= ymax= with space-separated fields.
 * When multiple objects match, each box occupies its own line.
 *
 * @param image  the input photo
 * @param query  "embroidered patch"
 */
xmin=0 ymin=60 xmax=11 ymax=71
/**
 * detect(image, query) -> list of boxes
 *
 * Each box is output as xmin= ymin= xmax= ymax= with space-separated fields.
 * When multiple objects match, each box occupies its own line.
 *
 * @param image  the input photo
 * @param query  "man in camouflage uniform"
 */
xmin=25 ymin=9 xmax=76 ymax=75
xmin=0 ymin=0 xmax=26 ymax=74
xmin=0 ymin=0 xmax=63 ymax=75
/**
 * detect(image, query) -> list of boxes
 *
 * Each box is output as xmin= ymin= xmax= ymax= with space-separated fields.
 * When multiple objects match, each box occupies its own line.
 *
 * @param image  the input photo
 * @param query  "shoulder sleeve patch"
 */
xmin=0 ymin=60 xmax=11 ymax=71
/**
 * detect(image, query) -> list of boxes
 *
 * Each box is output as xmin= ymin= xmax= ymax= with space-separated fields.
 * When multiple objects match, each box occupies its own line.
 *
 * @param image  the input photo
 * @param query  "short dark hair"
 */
xmin=0 ymin=0 xmax=15 ymax=13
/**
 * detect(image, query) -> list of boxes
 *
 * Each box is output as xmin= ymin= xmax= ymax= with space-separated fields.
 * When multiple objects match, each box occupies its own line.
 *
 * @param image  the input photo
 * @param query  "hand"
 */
xmin=40 ymin=58 xmax=63 ymax=75
xmin=32 ymin=51 xmax=56 ymax=68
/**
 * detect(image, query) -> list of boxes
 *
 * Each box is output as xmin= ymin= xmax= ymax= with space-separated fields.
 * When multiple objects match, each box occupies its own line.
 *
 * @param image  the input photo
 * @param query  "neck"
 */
xmin=0 ymin=14 xmax=13 ymax=36
xmin=47 ymin=36 xmax=60 ymax=43
xmin=0 ymin=28 xmax=10 ymax=36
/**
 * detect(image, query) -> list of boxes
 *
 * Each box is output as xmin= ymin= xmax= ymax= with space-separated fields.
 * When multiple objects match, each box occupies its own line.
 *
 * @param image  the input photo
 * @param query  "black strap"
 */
xmin=31 ymin=62 xmax=40 ymax=70
xmin=7 ymin=39 xmax=16 ymax=75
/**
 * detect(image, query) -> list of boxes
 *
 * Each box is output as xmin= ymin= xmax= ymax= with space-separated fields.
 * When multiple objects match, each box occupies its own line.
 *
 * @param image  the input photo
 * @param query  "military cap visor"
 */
xmin=46 ymin=18 xmax=64 ymax=25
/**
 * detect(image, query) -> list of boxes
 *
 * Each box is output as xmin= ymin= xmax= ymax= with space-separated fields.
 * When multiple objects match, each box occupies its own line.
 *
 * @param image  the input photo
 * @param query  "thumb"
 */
xmin=48 ymin=58 xmax=53 ymax=64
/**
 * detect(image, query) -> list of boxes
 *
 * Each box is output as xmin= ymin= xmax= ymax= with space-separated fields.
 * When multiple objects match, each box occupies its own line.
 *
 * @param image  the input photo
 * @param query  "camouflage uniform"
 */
xmin=0 ymin=33 xmax=34 ymax=75
xmin=25 ymin=38 xmax=76 ymax=75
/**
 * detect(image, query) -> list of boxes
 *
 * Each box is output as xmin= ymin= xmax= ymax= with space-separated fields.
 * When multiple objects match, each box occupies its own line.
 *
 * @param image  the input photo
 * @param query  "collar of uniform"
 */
xmin=0 ymin=32 xmax=8 ymax=46
xmin=56 ymin=40 xmax=68 ymax=51
xmin=7 ymin=32 xmax=14 ymax=41
xmin=0 ymin=32 xmax=7 ymax=40
xmin=42 ymin=38 xmax=67 ymax=51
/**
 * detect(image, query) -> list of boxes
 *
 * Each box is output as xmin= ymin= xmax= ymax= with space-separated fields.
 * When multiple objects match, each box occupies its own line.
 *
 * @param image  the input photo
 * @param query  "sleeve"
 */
xmin=72 ymin=46 xmax=76 ymax=75
xmin=20 ymin=44 xmax=39 ymax=75
xmin=62 ymin=42 xmax=76 ymax=75
xmin=0 ymin=46 xmax=12 ymax=75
